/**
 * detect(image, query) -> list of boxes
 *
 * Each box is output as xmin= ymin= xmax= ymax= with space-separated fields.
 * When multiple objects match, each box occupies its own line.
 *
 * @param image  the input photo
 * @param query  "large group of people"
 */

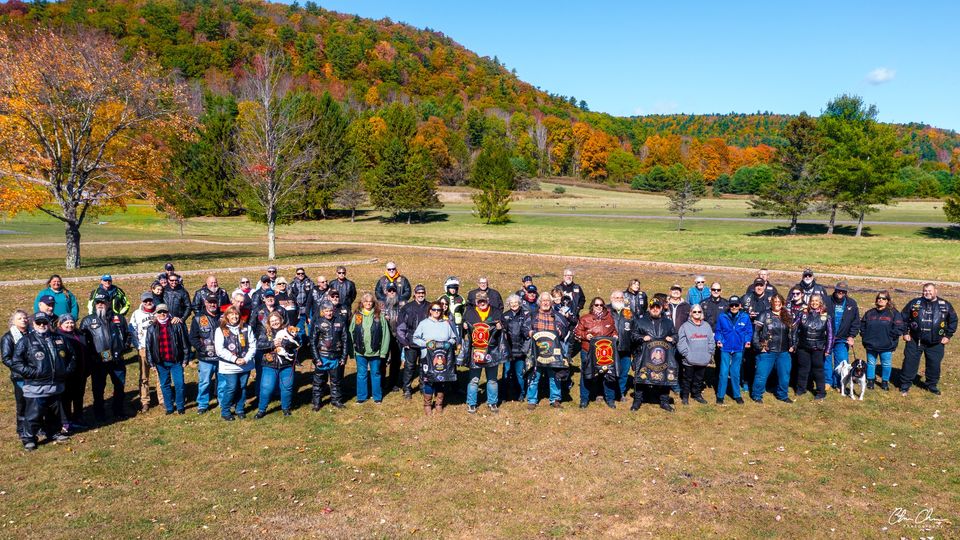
xmin=2 ymin=262 xmax=956 ymax=451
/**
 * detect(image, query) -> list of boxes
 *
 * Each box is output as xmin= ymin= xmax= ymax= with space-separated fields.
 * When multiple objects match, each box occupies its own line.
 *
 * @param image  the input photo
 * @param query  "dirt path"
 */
xmin=0 ymin=239 xmax=952 ymax=289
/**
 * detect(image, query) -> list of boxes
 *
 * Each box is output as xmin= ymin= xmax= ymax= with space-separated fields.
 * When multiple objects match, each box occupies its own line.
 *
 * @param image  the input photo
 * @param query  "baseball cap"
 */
xmin=164 ymin=263 xmax=175 ymax=271
xmin=650 ymin=299 xmax=664 ymax=308
xmin=414 ymin=284 xmax=426 ymax=293
xmin=802 ymin=268 xmax=814 ymax=277
xmin=94 ymin=293 xmax=108 ymax=304
xmin=101 ymin=274 xmax=113 ymax=282
xmin=205 ymin=293 xmax=219 ymax=303
xmin=670 ymin=284 xmax=682 ymax=291
xmin=140 ymin=291 xmax=154 ymax=301
xmin=522 ymin=275 xmax=533 ymax=283
xmin=262 ymin=289 xmax=275 ymax=298
xmin=525 ymin=285 xmax=537 ymax=293
xmin=728 ymin=295 xmax=742 ymax=305
xmin=267 ymin=265 xmax=278 ymax=272
xmin=386 ymin=284 xmax=397 ymax=292
xmin=835 ymin=281 xmax=849 ymax=292
xmin=155 ymin=304 xmax=169 ymax=313
xmin=275 ymin=277 xmax=288 ymax=285
xmin=260 ymin=275 xmax=271 ymax=283
xmin=753 ymin=278 xmax=766 ymax=287
xmin=33 ymin=312 xmax=51 ymax=324
xmin=39 ymin=295 xmax=56 ymax=306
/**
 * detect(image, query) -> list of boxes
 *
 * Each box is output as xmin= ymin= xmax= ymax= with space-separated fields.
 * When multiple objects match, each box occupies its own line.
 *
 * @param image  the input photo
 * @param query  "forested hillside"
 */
xmin=1 ymin=0 xmax=958 ymax=209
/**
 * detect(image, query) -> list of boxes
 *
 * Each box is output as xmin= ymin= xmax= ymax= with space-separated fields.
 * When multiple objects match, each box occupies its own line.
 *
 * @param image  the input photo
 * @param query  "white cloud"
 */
xmin=866 ymin=67 xmax=896 ymax=85
xmin=633 ymin=100 xmax=680 ymax=115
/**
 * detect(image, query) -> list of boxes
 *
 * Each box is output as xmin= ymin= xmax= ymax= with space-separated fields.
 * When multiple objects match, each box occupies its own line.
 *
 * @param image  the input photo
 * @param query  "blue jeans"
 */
xmin=505 ymin=358 xmax=527 ymax=400
xmin=717 ymin=350 xmax=743 ymax=400
xmin=218 ymin=371 xmax=250 ymax=417
xmin=617 ymin=354 xmax=631 ymax=398
xmin=467 ymin=366 xmax=500 ymax=406
xmin=356 ymin=355 xmax=382 ymax=402
xmin=527 ymin=365 xmax=561 ymax=404
xmin=196 ymin=361 xmax=217 ymax=410
xmin=155 ymin=362 xmax=185 ymax=412
xmin=579 ymin=367 xmax=616 ymax=404
xmin=258 ymin=365 xmax=294 ymax=413
xmin=828 ymin=342 xmax=849 ymax=387
xmin=866 ymin=350 xmax=893 ymax=382
xmin=752 ymin=351 xmax=791 ymax=400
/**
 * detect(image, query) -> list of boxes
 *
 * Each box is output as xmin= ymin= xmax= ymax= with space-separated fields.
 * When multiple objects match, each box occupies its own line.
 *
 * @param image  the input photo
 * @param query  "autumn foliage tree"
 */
xmin=0 ymin=28 xmax=190 ymax=268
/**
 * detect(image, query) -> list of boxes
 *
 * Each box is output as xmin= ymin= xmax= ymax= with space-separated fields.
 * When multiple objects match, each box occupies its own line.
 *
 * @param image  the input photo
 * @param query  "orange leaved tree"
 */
xmin=0 ymin=28 xmax=190 ymax=269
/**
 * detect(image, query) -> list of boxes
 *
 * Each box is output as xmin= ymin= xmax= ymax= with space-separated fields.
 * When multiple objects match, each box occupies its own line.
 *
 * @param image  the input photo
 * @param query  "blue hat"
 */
xmin=33 ymin=312 xmax=51 ymax=324
xmin=101 ymin=274 xmax=113 ymax=281
xmin=39 ymin=294 xmax=56 ymax=306
xmin=262 ymin=288 xmax=275 ymax=298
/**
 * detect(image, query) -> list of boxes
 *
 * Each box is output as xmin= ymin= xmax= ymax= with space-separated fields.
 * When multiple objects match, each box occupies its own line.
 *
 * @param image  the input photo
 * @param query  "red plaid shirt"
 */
xmin=157 ymin=321 xmax=174 ymax=364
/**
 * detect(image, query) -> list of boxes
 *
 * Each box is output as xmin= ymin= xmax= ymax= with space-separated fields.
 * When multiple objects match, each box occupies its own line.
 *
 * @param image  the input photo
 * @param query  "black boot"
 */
xmin=867 ymin=380 xmax=875 ymax=390
xmin=630 ymin=397 xmax=642 ymax=411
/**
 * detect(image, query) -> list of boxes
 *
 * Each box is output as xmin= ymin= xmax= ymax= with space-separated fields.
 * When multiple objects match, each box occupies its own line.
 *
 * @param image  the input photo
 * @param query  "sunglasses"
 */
xmin=157 ymin=310 xmax=169 ymax=314
xmin=35 ymin=321 xmax=49 ymax=326
xmin=267 ymin=270 xmax=277 ymax=273
xmin=337 ymin=271 xmax=346 ymax=274
xmin=143 ymin=299 xmax=154 ymax=303
xmin=696 ymin=281 xmax=705 ymax=284
xmin=318 ymin=280 xmax=327 ymax=283
xmin=593 ymin=303 xmax=605 ymax=307
xmin=877 ymin=296 xmax=889 ymax=301
xmin=296 ymin=272 xmax=305 ymax=276
xmin=710 ymin=288 xmax=721 ymax=292
xmin=691 ymin=310 xmax=703 ymax=314
xmin=792 ymin=292 xmax=802 ymax=296
xmin=429 ymin=308 xmax=441 ymax=312
xmin=386 ymin=267 xmax=397 ymax=271
xmin=241 ymin=280 xmax=250 ymax=284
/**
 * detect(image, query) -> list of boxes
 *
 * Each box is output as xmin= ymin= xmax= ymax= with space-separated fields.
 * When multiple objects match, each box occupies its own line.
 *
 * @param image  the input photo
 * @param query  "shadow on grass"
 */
xmin=916 ymin=226 xmax=960 ymax=240
xmin=746 ymin=224 xmax=874 ymax=237
xmin=378 ymin=211 xmax=449 ymax=224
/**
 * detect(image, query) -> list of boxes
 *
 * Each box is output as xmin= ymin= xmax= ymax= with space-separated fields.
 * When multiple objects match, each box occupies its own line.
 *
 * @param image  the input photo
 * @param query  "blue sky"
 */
xmin=317 ymin=1 xmax=960 ymax=130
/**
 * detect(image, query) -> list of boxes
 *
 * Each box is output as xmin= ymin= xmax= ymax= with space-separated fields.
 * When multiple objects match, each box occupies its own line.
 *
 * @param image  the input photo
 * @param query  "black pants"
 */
xmin=401 ymin=347 xmax=420 ymax=394
xmin=900 ymin=340 xmax=945 ymax=391
xmin=680 ymin=364 xmax=706 ymax=398
xmin=22 ymin=394 xmax=63 ymax=444
xmin=635 ymin=384 xmax=671 ymax=405
xmin=61 ymin=373 xmax=87 ymax=423
xmin=312 ymin=368 xmax=343 ymax=406
xmin=796 ymin=347 xmax=825 ymax=397
xmin=11 ymin=381 xmax=26 ymax=440
xmin=385 ymin=339 xmax=402 ymax=391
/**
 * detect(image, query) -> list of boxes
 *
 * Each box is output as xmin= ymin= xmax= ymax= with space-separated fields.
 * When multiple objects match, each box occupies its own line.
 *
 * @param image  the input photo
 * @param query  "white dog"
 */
xmin=836 ymin=357 xmax=867 ymax=400
xmin=274 ymin=325 xmax=301 ymax=362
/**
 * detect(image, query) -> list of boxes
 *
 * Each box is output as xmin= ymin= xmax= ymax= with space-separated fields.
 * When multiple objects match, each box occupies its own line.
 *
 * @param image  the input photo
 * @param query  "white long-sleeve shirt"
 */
xmin=128 ymin=307 xmax=155 ymax=350
xmin=215 ymin=324 xmax=256 ymax=374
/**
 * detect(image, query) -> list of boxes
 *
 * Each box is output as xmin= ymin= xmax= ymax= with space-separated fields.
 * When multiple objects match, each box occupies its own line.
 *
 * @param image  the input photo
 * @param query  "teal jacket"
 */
xmin=34 ymin=287 xmax=79 ymax=319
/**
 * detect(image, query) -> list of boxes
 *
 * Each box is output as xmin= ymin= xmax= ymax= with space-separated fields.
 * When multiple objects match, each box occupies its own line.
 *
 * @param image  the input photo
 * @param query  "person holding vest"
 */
xmin=310 ymin=300 xmax=349 ymax=410
xmin=574 ymin=297 xmax=619 ymax=409
xmin=413 ymin=302 xmax=459 ymax=415
xmin=461 ymin=292 xmax=504 ymax=414
xmin=214 ymin=307 xmax=256 ymax=421
xmin=10 ymin=312 xmax=75 ymax=450
xmin=349 ymin=293 xmax=391 ymax=404
xmin=190 ymin=295 xmax=222 ymax=414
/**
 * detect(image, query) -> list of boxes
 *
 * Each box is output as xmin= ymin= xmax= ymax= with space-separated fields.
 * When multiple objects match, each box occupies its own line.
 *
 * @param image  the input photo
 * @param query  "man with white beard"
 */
xmin=80 ymin=294 xmax=131 ymax=420
xmin=608 ymin=290 xmax=634 ymax=401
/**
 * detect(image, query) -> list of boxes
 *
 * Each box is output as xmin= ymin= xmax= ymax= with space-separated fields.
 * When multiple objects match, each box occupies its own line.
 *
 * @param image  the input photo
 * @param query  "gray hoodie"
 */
xmin=677 ymin=320 xmax=716 ymax=367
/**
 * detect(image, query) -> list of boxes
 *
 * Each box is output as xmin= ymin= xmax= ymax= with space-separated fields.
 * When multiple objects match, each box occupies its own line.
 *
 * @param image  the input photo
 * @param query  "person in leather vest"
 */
xmin=214 ymin=307 xmax=256 ymax=421
xmin=624 ymin=279 xmax=648 ymax=317
xmin=310 ymin=300 xmax=348 ymax=410
xmin=501 ymin=294 xmax=532 ymax=402
xmin=750 ymin=294 xmax=795 ymax=403
xmin=574 ymin=297 xmax=618 ymax=409
xmin=630 ymin=300 xmax=678 ymax=412
xmin=608 ymin=290 xmax=634 ymax=401
xmin=10 ymin=312 xmax=75 ymax=450
xmin=349 ymin=293 xmax=391 ymax=404
xmin=396 ymin=285 xmax=431 ymax=399
xmin=2 ymin=310 xmax=31 ymax=442
xmin=190 ymin=295 xmax=222 ymax=414
xmin=791 ymin=294 xmax=833 ymax=400
xmin=899 ymin=283 xmax=958 ymax=396
xmin=144 ymin=304 xmax=190 ymax=415
xmin=461 ymin=292 xmax=504 ymax=414
xmin=288 ymin=267 xmax=315 ymax=337
xmin=255 ymin=310 xmax=300 ymax=418
xmin=80 ymin=294 xmax=130 ymax=419
xmin=330 ymin=266 xmax=357 ymax=313
xmin=192 ymin=276 xmax=230 ymax=317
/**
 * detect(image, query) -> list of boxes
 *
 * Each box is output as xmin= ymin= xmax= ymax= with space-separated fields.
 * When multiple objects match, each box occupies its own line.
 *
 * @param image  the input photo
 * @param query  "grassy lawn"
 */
xmin=0 ymin=245 xmax=958 ymax=538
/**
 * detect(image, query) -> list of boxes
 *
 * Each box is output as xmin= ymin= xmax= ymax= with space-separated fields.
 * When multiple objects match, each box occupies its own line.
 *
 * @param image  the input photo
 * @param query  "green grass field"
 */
xmin=0 ymin=186 xmax=957 ymax=538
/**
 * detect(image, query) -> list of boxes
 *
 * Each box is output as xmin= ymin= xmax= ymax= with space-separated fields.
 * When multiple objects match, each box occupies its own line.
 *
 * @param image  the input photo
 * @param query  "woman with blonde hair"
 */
xmin=215 ymin=306 xmax=256 ymax=420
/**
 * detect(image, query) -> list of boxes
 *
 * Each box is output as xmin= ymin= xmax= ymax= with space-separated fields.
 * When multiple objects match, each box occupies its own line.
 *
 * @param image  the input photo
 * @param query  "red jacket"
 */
xmin=573 ymin=309 xmax=617 ymax=351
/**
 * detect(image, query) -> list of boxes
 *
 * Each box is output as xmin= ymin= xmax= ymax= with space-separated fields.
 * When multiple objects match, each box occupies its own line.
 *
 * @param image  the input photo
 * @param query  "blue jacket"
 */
xmin=34 ymin=287 xmax=80 ymax=319
xmin=714 ymin=310 xmax=753 ymax=352
xmin=686 ymin=286 xmax=709 ymax=306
